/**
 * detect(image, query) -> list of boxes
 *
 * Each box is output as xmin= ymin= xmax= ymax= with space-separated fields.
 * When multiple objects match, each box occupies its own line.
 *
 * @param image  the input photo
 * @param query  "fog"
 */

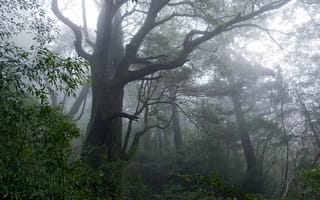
xmin=1 ymin=0 xmax=320 ymax=199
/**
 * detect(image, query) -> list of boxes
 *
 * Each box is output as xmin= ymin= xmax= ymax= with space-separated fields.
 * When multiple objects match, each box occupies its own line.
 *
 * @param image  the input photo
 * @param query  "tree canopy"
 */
xmin=1 ymin=0 xmax=320 ymax=199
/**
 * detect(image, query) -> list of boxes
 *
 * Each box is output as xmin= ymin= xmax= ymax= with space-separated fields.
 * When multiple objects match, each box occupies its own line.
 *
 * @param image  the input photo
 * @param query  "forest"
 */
xmin=1 ymin=0 xmax=320 ymax=199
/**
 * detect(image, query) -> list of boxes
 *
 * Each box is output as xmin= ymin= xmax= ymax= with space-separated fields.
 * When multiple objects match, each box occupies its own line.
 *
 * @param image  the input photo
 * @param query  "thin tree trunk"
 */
xmin=142 ymin=106 xmax=152 ymax=151
xmin=280 ymin=99 xmax=290 ymax=198
xmin=299 ymin=97 xmax=320 ymax=148
xmin=231 ymin=94 xmax=262 ymax=193
xmin=168 ymin=87 xmax=183 ymax=151
xmin=68 ymin=84 xmax=89 ymax=118
xmin=158 ymin=130 xmax=163 ymax=159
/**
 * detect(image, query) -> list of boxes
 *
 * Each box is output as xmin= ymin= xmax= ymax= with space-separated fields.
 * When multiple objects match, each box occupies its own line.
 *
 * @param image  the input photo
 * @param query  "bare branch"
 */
xmin=127 ymin=110 xmax=173 ymax=155
xmin=153 ymin=12 xmax=177 ymax=26
xmin=75 ymin=91 xmax=88 ymax=121
xmin=68 ymin=84 xmax=90 ymax=117
xmin=110 ymin=112 xmax=139 ymax=121
xmin=300 ymin=0 xmax=320 ymax=4
xmin=225 ymin=23 xmax=285 ymax=49
xmin=168 ymin=1 xmax=195 ymax=7
xmin=138 ymin=76 xmax=163 ymax=81
xmin=121 ymin=0 xmax=171 ymax=63
xmin=133 ymin=55 xmax=168 ymax=64
xmin=190 ymin=0 xmax=292 ymax=47
xmin=124 ymin=53 xmax=189 ymax=83
xmin=51 ymin=0 xmax=92 ymax=61
xmin=122 ymin=118 xmax=134 ymax=155
xmin=122 ymin=0 xmax=291 ymax=83
xmin=120 ymin=3 xmax=138 ymax=23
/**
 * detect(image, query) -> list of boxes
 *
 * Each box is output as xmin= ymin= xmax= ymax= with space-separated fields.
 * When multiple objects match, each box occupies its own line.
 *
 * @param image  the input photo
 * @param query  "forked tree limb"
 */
xmin=123 ymin=0 xmax=291 ymax=83
xmin=51 ymin=0 xmax=92 ymax=61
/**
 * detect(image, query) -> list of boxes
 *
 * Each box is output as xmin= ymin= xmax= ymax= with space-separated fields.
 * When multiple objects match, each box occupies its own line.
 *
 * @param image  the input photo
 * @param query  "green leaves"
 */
xmin=299 ymin=168 xmax=320 ymax=198
xmin=0 ymin=100 xmax=90 ymax=199
xmin=0 ymin=1 xmax=96 ymax=199
xmin=35 ymin=48 xmax=89 ymax=97
xmin=0 ymin=0 xmax=56 ymax=45
xmin=0 ymin=32 xmax=90 ymax=200
xmin=173 ymin=172 xmax=255 ymax=200
xmin=0 ymin=42 xmax=89 ymax=103
xmin=0 ymin=31 xmax=10 ymax=41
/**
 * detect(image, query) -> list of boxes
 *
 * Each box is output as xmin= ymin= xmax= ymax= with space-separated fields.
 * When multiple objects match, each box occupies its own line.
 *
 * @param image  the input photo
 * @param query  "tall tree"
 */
xmin=168 ymin=86 xmax=183 ymax=151
xmin=51 ymin=0 xmax=291 ymax=196
xmin=186 ymin=45 xmax=278 ymax=192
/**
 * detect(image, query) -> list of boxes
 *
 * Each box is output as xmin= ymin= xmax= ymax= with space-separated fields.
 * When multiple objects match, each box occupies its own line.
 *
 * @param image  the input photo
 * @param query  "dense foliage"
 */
xmin=0 ymin=35 xmax=92 ymax=199
xmin=1 ymin=0 xmax=320 ymax=199
xmin=299 ymin=168 xmax=320 ymax=199
xmin=0 ymin=101 xmax=89 ymax=199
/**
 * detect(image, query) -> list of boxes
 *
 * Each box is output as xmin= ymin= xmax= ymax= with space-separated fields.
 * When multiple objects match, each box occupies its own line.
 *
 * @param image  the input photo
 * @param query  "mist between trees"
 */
xmin=1 ymin=0 xmax=320 ymax=199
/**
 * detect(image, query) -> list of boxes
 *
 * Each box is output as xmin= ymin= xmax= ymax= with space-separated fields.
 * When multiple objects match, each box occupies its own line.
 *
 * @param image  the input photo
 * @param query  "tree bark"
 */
xmin=168 ymin=87 xmax=183 ymax=151
xmin=142 ymin=106 xmax=152 ymax=151
xmin=50 ymin=0 xmax=292 ymax=197
xmin=68 ymin=84 xmax=89 ymax=118
xmin=231 ymin=94 xmax=262 ymax=193
xmin=171 ymin=103 xmax=182 ymax=150
xmin=83 ymin=63 xmax=125 ymax=198
xmin=82 ymin=5 xmax=125 ymax=199
xmin=84 ymin=79 xmax=124 ymax=165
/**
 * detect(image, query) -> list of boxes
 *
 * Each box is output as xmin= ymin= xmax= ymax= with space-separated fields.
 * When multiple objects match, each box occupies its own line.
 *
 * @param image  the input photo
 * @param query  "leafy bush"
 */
xmin=299 ymin=168 xmax=320 ymax=199
xmin=168 ymin=172 xmax=256 ymax=200
xmin=0 ymin=42 xmax=88 ymax=102
xmin=159 ymin=184 xmax=215 ymax=200
xmin=0 ymin=101 xmax=92 ymax=199
xmin=0 ymin=38 xmax=94 ymax=199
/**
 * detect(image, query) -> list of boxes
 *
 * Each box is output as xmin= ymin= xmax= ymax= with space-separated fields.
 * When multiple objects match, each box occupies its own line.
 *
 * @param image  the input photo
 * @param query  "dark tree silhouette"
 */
xmin=51 ymin=0 xmax=291 ymax=197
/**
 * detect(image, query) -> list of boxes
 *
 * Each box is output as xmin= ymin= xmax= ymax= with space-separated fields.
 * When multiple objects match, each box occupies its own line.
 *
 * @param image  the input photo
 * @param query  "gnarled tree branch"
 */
xmin=51 ymin=0 xmax=92 ymax=61
xmin=123 ymin=0 xmax=291 ymax=83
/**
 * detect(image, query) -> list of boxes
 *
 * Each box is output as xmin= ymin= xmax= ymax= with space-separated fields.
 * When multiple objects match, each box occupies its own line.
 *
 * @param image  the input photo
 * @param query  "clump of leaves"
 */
xmin=0 ymin=0 xmax=57 ymax=44
xmin=299 ymin=168 xmax=320 ymax=199
xmin=0 ymin=98 xmax=93 ymax=199
xmin=173 ymin=172 xmax=256 ymax=200
xmin=0 ymin=34 xmax=92 ymax=199
xmin=0 ymin=42 xmax=89 ymax=103
xmin=80 ymin=160 xmax=152 ymax=200
xmin=160 ymin=184 xmax=215 ymax=200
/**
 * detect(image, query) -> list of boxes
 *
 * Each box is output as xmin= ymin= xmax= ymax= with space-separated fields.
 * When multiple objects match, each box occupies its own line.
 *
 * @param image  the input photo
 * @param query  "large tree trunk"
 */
xmin=83 ymin=4 xmax=125 ymax=163
xmin=83 ymin=61 xmax=125 ymax=199
xmin=85 ymin=79 xmax=124 ymax=165
xmin=231 ymin=94 xmax=262 ymax=193
xmin=82 ymin=7 xmax=126 ymax=199
xmin=50 ymin=0 xmax=292 ymax=198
